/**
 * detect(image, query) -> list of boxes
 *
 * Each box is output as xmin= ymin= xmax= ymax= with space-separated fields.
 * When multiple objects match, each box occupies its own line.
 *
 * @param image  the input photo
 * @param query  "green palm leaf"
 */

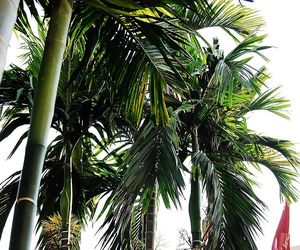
xmin=0 ymin=171 xmax=20 ymax=239
xmin=99 ymin=121 xmax=184 ymax=248
xmin=195 ymin=152 xmax=266 ymax=250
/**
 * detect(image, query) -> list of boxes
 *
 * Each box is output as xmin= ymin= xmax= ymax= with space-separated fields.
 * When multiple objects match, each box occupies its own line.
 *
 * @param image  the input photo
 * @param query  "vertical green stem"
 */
xmin=189 ymin=127 xmax=202 ymax=249
xmin=8 ymin=1 xmax=72 ymax=249
xmin=0 ymin=0 xmax=20 ymax=82
xmin=61 ymin=43 xmax=73 ymax=250
xmin=145 ymin=183 xmax=158 ymax=250
xmin=60 ymin=155 xmax=73 ymax=250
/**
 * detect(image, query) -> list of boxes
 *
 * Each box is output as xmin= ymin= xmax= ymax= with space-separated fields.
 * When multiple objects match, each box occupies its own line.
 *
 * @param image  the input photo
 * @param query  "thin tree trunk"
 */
xmin=145 ymin=183 xmax=157 ymax=250
xmin=0 ymin=0 xmax=20 ymax=82
xmin=8 ymin=1 xmax=72 ymax=249
xmin=60 ymin=156 xmax=73 ymax=250
xmin=189 ymin=127 xmax=202 ymax=250
xmin=0 ymin=103 xmax=3 ymax=119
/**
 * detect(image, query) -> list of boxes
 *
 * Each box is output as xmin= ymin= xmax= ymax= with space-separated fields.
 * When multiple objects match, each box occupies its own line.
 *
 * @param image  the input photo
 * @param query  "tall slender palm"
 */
xmin=1 ymin=2 xmax=197 ymax=245
xmin=175 ymin=37 xmax=299 ymax=249
xmin=8 ymin=0 xmax=72 ymax=248
xmin=99 ymin=34 xmax=299 ymax=250
xmin=0 ymin=64 xmax=127 ymax=247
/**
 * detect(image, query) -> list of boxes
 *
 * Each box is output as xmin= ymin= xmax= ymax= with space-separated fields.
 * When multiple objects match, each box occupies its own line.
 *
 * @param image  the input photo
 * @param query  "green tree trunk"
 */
xmin=145 ymin=183 xmax=157 ymax=250
xmin=8 ymin=0 xmax=72 ymax=249
xmin=189 ymin=127 xmax=202 ymax=249
xmin=60 ymin=155 xmax=73 ymax=250
xmin=0 ymin=0 xmax=20 ymax=82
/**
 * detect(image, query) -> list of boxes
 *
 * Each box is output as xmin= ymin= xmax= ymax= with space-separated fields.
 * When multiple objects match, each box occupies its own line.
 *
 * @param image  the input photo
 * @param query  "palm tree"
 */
xmin=6 ymin=1 xmax=202 ymax=247
xmin=1 ymin=2 xmax=193 ymax=246
xmin=174 ymin=37 xmax=299 ymax=249
xmin=7 ymin=0 xmax=73 ymax=248
xmin=100 ymin=34 xmax=299 ymax=250
xmin=0 ymin=63 xmax=127 ymax=247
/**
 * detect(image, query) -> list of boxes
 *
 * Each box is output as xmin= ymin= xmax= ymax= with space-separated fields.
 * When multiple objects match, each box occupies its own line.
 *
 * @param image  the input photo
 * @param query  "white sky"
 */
xmin=1 ymin=1 xmax=300 ymax=249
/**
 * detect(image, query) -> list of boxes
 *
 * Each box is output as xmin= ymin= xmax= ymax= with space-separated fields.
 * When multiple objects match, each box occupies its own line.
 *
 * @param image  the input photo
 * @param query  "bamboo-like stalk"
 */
xmin=60 ymin=154 xmax=73 ymax=250
xmin=0 ymin=0 xmax=20 ymax=82
xmin=8 ymin=0 xmax=73 ymax=249
xmin=189 ymin=175 xmax=201 ymax=249
xmin=189 ymin=127 xmax=202 ymax=250
xmin=145 ymin=183 xmax=158 ymax=250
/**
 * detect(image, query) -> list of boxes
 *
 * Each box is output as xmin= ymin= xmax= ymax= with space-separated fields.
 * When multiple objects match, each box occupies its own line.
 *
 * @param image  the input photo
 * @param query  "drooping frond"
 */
xmin=99 ymin=121 xmax=185 ymax=249
xmin=241 ymin=87 xmax=290 ymax=119
xmin=173 ymin=0 xmax=264 ymax=35
xmin=212 ymin=35 xmax=271 ymax=103
xmin=0 ymin=171 xmax=20 ymax=239
xmin=196 ymin=152 xmax=266 ymax=250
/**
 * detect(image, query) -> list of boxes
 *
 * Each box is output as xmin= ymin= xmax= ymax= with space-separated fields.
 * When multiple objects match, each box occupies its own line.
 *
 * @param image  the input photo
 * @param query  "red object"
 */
xmin=272 ymin=202 xmax=290 ymax=250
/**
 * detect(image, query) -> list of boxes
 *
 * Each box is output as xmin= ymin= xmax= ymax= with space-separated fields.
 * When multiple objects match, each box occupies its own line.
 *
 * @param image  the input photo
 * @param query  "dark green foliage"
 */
xmin=174 ymin=38 xmax=299 ymax=249
xmin=99 ymin=121 xmax=185 ymax=248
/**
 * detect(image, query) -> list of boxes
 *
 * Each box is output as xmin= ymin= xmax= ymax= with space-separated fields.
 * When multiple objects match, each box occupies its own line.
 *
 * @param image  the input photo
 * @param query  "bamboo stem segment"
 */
xmin=8 ymin=0 xmax=73 ymax=249
xmin=0 ymin=0 xmax=20 ymax=82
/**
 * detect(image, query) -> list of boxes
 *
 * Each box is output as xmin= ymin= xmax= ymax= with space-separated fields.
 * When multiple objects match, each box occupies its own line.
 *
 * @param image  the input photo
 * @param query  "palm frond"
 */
xmin=130 ymin=204 xmax=145 ymax=250
xmin=0 ymin=171 xmax=20 ymax=239
xmin=213 ymin=34 xmax=271 ymax=103
xmin=242 ymin=87 xmax=290 ymax=119
xmin=196 ymin=152 xmax=266 ymax=250
xmin=174 ymin=0 xmax=264 ymax=35
xmin=98 ymin=121 xmax=184 ymax=249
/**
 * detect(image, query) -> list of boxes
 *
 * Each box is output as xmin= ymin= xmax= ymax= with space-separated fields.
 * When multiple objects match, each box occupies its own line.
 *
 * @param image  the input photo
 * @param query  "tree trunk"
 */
xmin=145 ymin=183 xmax=157 ymax=250
xmin=0 ymin=0 xmax=20 ymax=82
xmin=8 ymin=1 xmax=72 ymax=249
xmin=60 ymin=156 xmax=73 ymax=250
xmin=189 ymin=127 xmax=202 ymax=250
xmin=189 ymin=176 xmax=201 ymax=249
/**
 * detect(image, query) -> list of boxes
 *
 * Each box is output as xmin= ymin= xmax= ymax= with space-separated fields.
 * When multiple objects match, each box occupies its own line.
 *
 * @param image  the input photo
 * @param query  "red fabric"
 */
xmin=272 ymin=202 xmax=290 ymax=250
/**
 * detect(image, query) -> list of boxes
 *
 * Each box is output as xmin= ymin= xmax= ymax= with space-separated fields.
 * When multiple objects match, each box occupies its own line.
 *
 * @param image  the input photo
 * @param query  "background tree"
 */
xmin=176 ymin=229 xmax=192 ymax=250
xmin=174 ymin=37 xmax=299 ymax=249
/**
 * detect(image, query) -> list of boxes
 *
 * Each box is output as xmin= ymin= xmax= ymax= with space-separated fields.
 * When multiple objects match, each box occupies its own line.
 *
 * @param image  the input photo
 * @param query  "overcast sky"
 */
xmin=1 ymin=1 xmax=300 ymax=249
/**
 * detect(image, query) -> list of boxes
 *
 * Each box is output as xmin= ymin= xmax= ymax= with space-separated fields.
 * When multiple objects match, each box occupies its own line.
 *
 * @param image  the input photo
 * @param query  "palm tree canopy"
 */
xmin=173 ymin=37 xmax=299 ymax=249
